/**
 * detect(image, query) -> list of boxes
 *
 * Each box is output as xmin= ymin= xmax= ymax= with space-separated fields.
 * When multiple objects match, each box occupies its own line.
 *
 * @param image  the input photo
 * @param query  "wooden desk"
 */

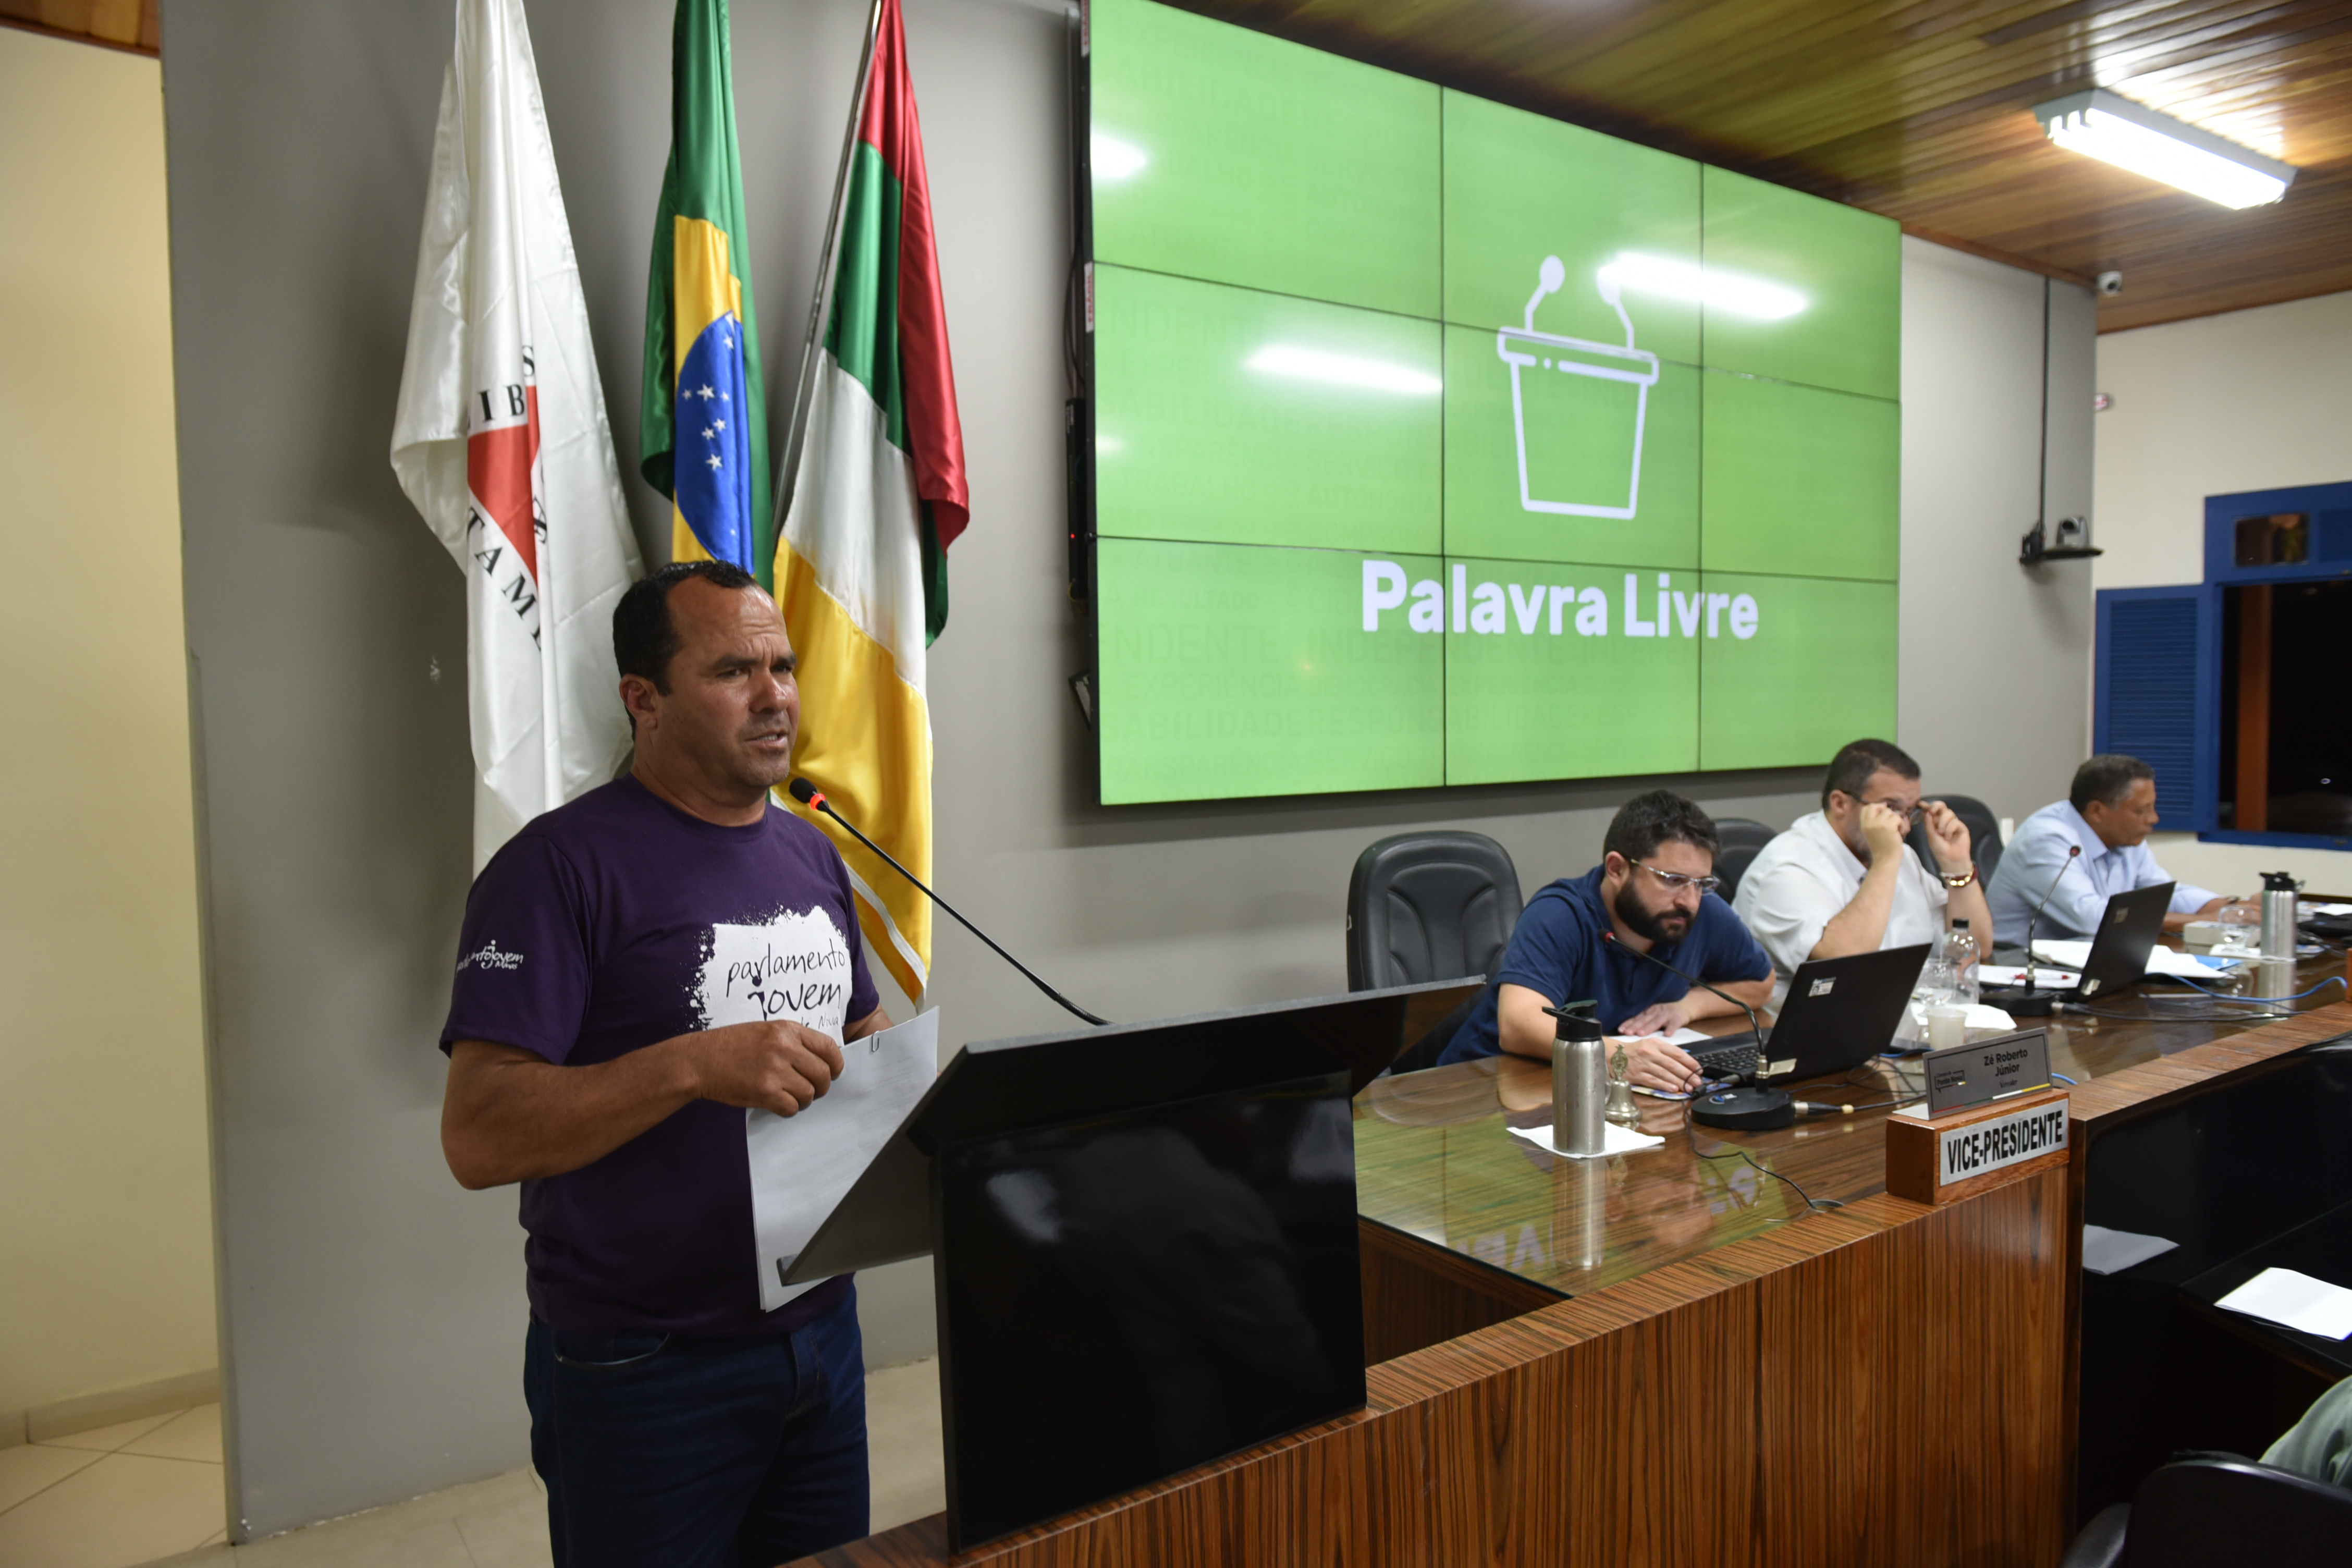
xmin=800 ymin=948 xmax=2350 ymax=1568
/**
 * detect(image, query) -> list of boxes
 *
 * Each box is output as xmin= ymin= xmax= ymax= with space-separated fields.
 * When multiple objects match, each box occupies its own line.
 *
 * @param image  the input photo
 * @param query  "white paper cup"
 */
xmin=1927 ymin=1005 xmax=1971 ymax=1052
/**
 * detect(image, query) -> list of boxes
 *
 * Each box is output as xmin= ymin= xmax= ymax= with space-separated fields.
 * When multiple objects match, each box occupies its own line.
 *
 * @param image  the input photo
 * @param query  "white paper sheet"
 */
xmin=1509 ymin=1120 xmax=1663 ymax=1159
xmin=1607 ymin=1028 xmax=1715 ymax=1046
xmin=746 ymin=1009 xmax=939 ymax=1312
xmin=2031 ymin=939 xmax=2236 ymax=979
xmin=2215 ymin=1267 xmax=2352 ymax=1340
xmin=2081 ymin=1224 xmax=2178 ymax=1275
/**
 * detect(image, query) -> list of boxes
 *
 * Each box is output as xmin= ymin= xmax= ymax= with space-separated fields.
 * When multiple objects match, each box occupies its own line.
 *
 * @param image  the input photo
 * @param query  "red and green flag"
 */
xmin=640 ymin=0 xmax=771 ymax=582
xmin=777 ymin=0 xmax=967 ymax=998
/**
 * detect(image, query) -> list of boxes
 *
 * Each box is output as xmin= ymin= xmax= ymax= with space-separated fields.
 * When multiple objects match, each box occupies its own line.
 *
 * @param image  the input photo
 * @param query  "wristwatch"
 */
xmin=1939 ymin=867 xmax=1978 ymax=889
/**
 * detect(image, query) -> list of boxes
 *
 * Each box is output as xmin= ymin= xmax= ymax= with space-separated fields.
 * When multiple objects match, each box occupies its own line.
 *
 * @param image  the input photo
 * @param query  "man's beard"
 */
xmin=1613 ymin=880 xmax=1690 ymax=946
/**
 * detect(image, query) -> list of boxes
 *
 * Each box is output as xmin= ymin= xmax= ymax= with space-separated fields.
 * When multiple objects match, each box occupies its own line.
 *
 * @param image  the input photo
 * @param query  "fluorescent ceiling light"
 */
xmin=1245 ymin=345 xmax=1441 ymax=396
xmin=1596 ymin=253 xmax=1805 ymax=320
xmin=2034 ymin=89 xmax=2295 ymax=209
xmin=1091 ymin=133 xmax=1148 ymax=181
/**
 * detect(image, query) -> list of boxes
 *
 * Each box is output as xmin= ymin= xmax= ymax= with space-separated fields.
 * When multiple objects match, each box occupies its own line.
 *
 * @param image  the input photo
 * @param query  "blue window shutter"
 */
xmin=2095 ymin=586 xmax=2218 ymax=832
xmin=2315 ymin=508 xmax=2352 ymax=564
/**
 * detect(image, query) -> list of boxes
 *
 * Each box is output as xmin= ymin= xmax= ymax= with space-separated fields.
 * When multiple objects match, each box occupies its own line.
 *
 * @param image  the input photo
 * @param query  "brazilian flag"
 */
xmin=640 ymin=0 xmax=770 ymax=585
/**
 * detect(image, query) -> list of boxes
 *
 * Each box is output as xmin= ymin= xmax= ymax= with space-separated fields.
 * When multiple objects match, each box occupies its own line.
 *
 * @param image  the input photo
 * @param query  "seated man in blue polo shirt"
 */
xmin=1438 ymin=790 xmax=1775 ymax=1093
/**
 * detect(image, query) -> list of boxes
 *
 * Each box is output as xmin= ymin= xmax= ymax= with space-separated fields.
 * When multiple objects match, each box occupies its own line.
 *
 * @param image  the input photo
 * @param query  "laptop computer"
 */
xmin=1687 ymin=943 xmax=1932 ymax=1085
xmin=2033 ymin=880 xmax=2176 ymax=1001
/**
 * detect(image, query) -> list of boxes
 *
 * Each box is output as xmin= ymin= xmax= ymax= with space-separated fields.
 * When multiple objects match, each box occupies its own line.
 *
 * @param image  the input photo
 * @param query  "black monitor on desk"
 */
xmin=786 ymin=978 xmax=1481 ymax=1550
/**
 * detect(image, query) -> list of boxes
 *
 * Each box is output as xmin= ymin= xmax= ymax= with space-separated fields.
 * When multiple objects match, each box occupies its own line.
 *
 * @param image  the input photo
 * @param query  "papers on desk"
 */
xmin=1510 ymin=1120 xmax=1663 ymax=1159
xmin=2306 ymin=903 xmax=2352 ymax=917
xmin=2031 ymin=939 xmax=2238 ymax=979
xmin=1608 ymin=1028 xmax=1714 ymax=1047
xmin=2081 ymin=1224 xmax=2179 ymax=1275
xmin=747 ymin=1009 xmax=938 ymax=1312
xmin=2215 ymin=1268 xmax=2352 ymax=1340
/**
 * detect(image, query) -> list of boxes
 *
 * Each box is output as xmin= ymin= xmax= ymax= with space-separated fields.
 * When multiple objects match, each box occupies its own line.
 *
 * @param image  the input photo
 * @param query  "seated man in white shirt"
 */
xmin=1733 ymin=738 xmax=1992 ymax=1008
xmin=1986 ymin=754 xmax=2244 ymax=949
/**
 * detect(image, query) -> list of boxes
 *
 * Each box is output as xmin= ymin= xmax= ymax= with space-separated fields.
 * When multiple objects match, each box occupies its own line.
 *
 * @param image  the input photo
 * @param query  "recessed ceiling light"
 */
xmin=2033 ymin=89 xmax=2295 ymax=210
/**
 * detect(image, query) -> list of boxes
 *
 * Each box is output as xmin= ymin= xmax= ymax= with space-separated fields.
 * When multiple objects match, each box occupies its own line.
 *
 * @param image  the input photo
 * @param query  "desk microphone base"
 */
xmin=1693 ymin=1086 xmax=1794 ymax=1130
xmin=1983 ymin=986 xmax=2065 ymax=1018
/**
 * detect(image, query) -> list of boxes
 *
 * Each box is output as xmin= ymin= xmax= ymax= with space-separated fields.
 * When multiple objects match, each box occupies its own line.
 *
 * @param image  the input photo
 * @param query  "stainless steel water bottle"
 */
xmin=2259 ymin=870 xmax=2301 ymax=961
xmin=1547 ymin=1000 xmax=1607 ymax=1157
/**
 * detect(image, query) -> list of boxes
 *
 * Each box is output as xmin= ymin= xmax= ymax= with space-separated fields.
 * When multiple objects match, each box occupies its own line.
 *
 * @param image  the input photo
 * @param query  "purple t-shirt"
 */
xmin=440 ymin=775 xmax=879 ymax=1338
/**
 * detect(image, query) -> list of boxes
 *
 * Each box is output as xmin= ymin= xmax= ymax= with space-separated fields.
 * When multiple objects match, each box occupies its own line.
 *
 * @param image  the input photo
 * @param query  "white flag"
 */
xmin=392 ymin=0 xmax=643 ymax=869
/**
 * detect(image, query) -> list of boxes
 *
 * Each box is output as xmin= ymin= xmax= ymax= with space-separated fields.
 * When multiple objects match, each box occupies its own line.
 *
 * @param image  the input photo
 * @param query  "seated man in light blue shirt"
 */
xmin=1987 ymin=754 xmax=2246 ymax=948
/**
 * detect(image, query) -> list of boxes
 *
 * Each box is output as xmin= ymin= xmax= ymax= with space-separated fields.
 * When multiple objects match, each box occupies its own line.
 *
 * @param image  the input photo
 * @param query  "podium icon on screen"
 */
xmin=1497 ymin=255 xmax=1660 ymax=520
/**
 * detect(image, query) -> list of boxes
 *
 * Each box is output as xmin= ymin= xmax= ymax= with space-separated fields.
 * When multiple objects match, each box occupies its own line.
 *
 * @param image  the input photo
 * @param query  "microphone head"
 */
xmin=787 ymin=777 xmax=819 ymax=805
xmin=2068 ymin=844 xmax=2081 ymax=858
xmin=1601 ymin=930 xmax=1618 ymax=945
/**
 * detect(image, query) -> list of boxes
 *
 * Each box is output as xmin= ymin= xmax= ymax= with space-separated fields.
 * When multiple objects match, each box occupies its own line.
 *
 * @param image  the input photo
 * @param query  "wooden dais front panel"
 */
xmin=797 ymin=1165 xmax=2069 ymax=1567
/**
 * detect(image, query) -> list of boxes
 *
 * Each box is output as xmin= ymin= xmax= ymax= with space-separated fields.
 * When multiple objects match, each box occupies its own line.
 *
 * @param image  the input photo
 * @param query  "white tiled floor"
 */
xmin=0 ymin=1407 xmax=226 ymax=1567
xmin=0 ymin=1358 xmax=946 ymax=1568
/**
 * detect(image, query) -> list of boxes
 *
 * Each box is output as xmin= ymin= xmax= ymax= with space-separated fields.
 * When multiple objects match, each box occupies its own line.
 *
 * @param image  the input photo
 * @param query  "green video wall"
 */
xmin=1084 ymin=0 xmax=1900 ymax=804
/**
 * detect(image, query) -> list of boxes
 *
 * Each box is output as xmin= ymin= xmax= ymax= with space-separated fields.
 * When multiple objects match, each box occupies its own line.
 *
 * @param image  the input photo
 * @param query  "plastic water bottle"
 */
xmin=1939 ymin=919 xmax=1981 ymax=1007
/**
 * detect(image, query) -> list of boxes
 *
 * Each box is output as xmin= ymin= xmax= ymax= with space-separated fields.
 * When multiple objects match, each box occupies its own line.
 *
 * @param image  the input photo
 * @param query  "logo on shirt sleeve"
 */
xmin=458 ymin=939 xmax=526 ymax=972
xmin=694 ymin=908 xmax=853 ymax=1037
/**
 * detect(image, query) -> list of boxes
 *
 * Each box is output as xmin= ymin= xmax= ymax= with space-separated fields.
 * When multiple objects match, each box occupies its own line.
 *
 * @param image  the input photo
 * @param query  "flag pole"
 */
xmin=774 ymin=0 xmax=887 ymax=534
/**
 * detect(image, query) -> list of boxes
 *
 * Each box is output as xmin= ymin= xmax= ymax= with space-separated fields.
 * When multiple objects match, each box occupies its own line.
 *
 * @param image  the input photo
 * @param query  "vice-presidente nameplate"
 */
xmin=1922 ymin=1027 xmax=2052 ymax=1118
xmin=1936 ymin=1097 xmax=2069 ymax=1187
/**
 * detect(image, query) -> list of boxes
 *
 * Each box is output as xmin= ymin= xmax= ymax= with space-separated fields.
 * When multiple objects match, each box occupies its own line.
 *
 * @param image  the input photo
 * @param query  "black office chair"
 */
xmin=1711 ymin=817 xmax=1776 ymax=902
xmin=1346 ymin=832 xmax=1522 ymax=1074
xmin=1907 ymin=791 xmax=2004 ymax=883
xmin=2060 ymin=1453 xmax=2352 ymax=1567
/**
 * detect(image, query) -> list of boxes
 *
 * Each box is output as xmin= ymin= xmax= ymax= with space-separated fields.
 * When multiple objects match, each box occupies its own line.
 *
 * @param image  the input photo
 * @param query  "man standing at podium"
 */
xmin=1437 ymin=791 xmax=1774 ymax=1091
xmin=438 ymin=561 xmax=891 ymax=1567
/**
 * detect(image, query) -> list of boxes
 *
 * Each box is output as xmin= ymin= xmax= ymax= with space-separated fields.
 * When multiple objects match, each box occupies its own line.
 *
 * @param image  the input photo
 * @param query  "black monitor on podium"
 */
xmin=786 ymin=977 xmax=1479 ymax=1549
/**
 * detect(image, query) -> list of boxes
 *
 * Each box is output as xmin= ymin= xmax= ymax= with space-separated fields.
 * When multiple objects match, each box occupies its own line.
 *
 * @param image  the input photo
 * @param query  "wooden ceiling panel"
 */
xmin=0 ymin=0 xmax=160 ymax=54
xmin=1182 ymin=0 xmax=2352 ymax=329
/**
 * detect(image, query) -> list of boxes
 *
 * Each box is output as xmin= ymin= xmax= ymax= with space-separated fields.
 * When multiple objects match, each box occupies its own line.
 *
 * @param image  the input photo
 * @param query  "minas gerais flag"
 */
xmin=778 ymin=0 xmax=969 ymax=998
xmin=392 ymin=0 xmax=644 ymax=870
xmin=640 ymin=0 xmax=771 ymax=583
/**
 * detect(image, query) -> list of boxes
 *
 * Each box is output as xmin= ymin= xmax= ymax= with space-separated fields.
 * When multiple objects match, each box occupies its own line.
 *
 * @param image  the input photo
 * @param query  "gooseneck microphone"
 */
xmin=1602 ymin=930 xmax=1766 ymax=1047
xmin=787 ymin=778 xmax=1110 ymax=1028
xmin=2004 ymin=843 xmax=2082 ymax=1018
xmin=1602 ymin=929 xmax=1792 ymax=1129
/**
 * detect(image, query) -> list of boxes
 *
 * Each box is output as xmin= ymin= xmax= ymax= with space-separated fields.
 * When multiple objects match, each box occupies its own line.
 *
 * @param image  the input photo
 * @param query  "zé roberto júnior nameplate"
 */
xmin=1921 ymin=1027 xmax=2052 ymax=1118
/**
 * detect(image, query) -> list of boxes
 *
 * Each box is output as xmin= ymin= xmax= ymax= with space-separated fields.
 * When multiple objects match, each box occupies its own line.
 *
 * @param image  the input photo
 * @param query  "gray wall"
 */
xmin=1896 ymin=238 xmax=2096 ymax=822
xmin=163 ymin=0 xmax=2092 ymax=1539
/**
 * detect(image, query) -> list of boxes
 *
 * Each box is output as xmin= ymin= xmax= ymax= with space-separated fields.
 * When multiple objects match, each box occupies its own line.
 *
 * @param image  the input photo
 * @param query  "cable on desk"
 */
xmin=1841 ymin=1059 xmax=1926 ymax=1107
xmin=2064 ymin=1003 xmax=2292 ymax=1023
xmin=1681 ymin=1104 xmax=1840 ymax=1215
xmin=2163 ymin=973 xmax=2348 ymax=1006
xmin=2051 ymin=1072 xmax=2077 ymax=1086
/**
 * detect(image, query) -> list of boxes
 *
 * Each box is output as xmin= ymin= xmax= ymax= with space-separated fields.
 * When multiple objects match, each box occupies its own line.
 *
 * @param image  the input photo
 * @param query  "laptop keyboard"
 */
xmin=1691 ymin=1036 xmax=1761 ymax=1082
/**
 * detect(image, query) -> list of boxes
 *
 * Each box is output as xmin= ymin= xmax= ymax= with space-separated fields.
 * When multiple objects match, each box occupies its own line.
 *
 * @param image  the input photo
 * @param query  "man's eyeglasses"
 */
xmin=1859 ymin=799 xmax=1928 ymax=826
xmin=1631 ymin=860 xmax=1722 ymax=895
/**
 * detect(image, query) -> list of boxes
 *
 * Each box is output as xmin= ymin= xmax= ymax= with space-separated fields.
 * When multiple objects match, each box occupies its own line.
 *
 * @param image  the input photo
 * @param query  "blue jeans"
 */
xmin=523 ymin=1288 xmax=870 ymax=1568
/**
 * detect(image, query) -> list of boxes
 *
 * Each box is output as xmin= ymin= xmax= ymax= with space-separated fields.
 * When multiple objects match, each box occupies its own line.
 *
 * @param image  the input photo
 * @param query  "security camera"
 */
xmin=2096 ymin=271 xmax=2123 ymax=297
